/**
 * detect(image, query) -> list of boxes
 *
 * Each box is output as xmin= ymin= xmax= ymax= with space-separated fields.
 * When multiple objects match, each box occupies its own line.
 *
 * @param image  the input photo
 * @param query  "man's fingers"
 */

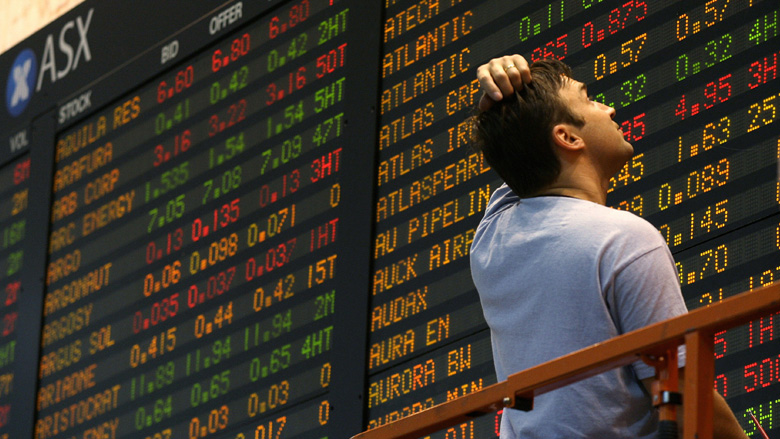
xmin=507 ymin=55 xmax=532 ymax=91
xmin=487 ymin=58 xmax=516 ymax=98
xmin=476 ymin=55 xmax=532 ymax=106
xmin=477 ymin=68 xmax=503 ymax=102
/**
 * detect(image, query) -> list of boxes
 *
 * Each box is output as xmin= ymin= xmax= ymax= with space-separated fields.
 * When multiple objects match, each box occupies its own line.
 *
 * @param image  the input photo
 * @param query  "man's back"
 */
xmin=470 ymin=185 xmax=688 ymax=438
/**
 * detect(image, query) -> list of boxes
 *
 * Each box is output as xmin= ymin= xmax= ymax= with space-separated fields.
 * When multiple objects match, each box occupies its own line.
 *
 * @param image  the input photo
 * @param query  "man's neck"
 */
xmin=534 ymin=185 xmax=606 ymax=205
xmin=538 ymin=164 xmax=610 ymax=205
xmin=545 ymin=151 xmax=615 ymax=205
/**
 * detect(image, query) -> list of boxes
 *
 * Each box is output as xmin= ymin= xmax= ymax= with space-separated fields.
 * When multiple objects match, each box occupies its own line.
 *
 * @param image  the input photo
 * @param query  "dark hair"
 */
xmin=471 ymin=58 xmax=584 ymax=198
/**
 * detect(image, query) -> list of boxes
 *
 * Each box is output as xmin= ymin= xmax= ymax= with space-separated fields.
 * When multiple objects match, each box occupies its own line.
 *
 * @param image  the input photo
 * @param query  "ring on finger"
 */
xmin=504 ymin=64 xmax=516 ymax=72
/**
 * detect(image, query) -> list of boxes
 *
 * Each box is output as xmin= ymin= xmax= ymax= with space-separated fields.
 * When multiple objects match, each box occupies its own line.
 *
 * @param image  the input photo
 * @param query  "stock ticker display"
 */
xmin=0 ymin=154 xmax=30 ymax=438
xmin=34 ymin=1 xmax=376 ymax=438
xmin=0 ymin=0 xmax=777 ymax=438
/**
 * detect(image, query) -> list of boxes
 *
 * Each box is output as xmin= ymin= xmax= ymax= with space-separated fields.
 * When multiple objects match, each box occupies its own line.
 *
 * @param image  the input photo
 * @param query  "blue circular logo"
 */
xmin=6 ymin=49 xmax=37 ymax=117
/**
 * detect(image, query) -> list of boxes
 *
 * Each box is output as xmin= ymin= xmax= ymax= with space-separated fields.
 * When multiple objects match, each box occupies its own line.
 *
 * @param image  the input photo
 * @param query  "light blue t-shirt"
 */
xmin=470 ymin=185 xmax=688 ymax=439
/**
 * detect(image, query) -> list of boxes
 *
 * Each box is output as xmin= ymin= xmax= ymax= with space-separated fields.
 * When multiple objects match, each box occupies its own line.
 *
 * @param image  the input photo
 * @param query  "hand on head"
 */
xmin=475 ymin=55 xmax=532 ymax=111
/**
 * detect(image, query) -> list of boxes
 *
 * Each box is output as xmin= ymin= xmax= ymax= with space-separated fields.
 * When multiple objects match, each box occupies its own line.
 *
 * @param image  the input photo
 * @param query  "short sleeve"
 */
xmin=608 ymin=245 xmax=688 ymax=380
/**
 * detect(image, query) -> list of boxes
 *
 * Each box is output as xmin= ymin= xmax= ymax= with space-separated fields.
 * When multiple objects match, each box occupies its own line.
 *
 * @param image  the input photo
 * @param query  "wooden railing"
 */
xmin=352 ymin=282 xmax=780 ymax=439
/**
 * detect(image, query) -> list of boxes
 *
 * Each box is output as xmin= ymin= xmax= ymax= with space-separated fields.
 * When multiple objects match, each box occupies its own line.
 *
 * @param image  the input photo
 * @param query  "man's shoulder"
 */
xmin=484 ymin=188 xmax=652 ymax=228
xmin=477 ymin=185 xmax=664 ymax=245
xmin=586 ymin=201 xmax=656 ymax=230
xmin=567 ymin=202 xmax=666 ymax=253
xmin=600 ymin=204 xmax=664 ymax=240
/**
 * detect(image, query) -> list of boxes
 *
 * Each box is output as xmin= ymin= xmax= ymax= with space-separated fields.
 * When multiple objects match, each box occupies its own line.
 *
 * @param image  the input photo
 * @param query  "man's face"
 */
xmin=558 ymin=77 xmax=634 ymax=176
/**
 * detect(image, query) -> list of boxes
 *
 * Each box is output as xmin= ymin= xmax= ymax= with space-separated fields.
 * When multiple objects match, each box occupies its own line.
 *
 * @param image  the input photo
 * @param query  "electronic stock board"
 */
xmin=0 ymin=0 xmax=778 ymax=438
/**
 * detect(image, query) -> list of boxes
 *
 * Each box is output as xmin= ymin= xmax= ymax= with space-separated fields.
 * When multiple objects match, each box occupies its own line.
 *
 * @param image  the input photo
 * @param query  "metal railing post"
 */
xmin=684 ymin=330 xmax=715 ymax=439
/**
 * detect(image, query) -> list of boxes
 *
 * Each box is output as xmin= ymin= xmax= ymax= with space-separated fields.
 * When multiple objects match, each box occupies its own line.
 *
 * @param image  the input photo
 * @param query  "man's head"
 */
xmin=471 ymin=58 xmax=632 ymax=198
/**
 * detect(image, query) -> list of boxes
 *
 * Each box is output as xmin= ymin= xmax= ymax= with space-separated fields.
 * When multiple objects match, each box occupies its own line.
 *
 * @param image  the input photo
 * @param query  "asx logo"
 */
xmin=5 ymin=8 xmax=94 ymax=117
xmin=5 ymin=49 xmax=37 ymax=117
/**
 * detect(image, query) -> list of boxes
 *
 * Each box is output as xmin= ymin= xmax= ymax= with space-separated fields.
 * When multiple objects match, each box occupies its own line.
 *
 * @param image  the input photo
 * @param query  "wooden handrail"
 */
xmin=352 ymin=282 xmax=780 ymax=439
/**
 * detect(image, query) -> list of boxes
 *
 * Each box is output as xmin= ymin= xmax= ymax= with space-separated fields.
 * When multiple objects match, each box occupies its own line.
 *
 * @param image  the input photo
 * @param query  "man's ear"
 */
xmin=551 ymin=123 xmax=585 ymax=153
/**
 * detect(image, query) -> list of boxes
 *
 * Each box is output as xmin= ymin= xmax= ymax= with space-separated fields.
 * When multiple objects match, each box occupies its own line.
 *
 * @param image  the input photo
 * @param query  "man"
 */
xmin=469 ymin=55 xmax=746 ymax=438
